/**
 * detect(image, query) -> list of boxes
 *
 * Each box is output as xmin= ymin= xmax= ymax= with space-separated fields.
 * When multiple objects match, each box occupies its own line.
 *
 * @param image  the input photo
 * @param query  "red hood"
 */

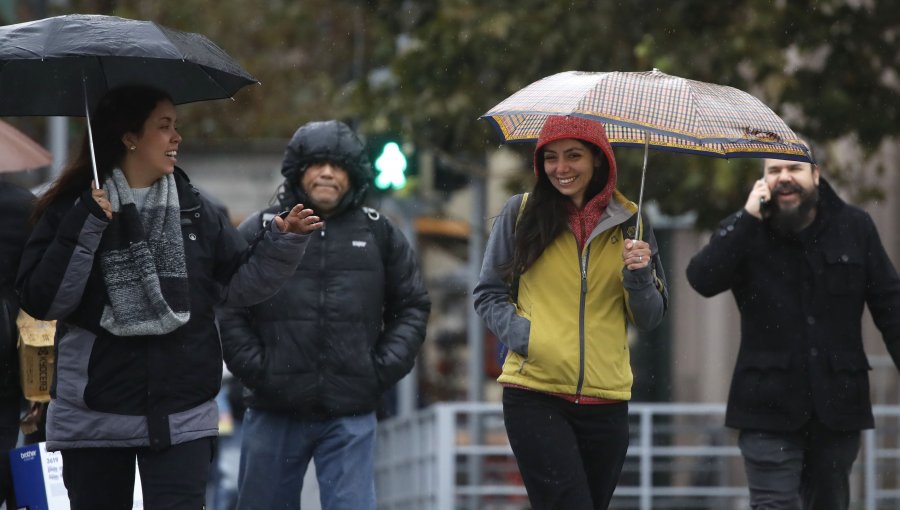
xmin=534 ymin=116 xmax=617 ymax=193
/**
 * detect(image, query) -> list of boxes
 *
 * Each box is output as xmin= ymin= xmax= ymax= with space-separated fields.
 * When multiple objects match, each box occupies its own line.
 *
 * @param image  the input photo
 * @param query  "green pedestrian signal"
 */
xmin=373 ymin=142 xmax=408 ymax=190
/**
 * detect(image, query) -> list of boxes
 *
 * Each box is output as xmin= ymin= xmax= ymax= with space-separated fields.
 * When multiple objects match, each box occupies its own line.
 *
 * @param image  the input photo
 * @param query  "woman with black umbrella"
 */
xmin=16 ymin=84 xmax=322 ymax=510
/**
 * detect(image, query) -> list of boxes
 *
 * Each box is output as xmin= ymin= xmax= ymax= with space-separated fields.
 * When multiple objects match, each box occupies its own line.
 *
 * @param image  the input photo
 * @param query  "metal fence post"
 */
xmin=865 ymin=429 xmax=876 ymax=510
xmin=436 ymin=404 xmax=456 ymax=510
xmin=640 ymin=406 xmax=653 ymax=510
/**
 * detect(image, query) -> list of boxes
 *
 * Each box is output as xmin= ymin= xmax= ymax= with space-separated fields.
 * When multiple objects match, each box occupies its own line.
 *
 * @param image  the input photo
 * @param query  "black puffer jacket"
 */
xmin=219 ymin=121 xmax=430 ymax=420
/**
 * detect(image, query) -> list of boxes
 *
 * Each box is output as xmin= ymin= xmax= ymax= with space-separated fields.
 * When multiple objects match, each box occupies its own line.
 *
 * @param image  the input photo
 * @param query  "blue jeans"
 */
xmin=738 ymin=421 xmax=860 ymax=510
xmin=234 ymin=409 xmax=377 ymax=510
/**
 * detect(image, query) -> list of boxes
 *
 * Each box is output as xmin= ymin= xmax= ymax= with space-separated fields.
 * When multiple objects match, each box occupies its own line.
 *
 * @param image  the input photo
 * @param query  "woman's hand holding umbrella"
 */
xmin=274 ymin=204 xmax=323 ymax=235
xmin=91 ymin=182 xmax=112 ymax=220
xmin=623 ymin=239 xmax=651 ymax=271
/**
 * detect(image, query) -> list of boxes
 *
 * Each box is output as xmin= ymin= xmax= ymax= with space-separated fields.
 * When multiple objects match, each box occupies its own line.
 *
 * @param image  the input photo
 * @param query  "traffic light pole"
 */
xmin=377 ymin=194 xmax=419 ymax=417
xmin=467 ymin=173 xmax=486 ymax=403
xmin=466 ymin=171 xmax=487 ymax=508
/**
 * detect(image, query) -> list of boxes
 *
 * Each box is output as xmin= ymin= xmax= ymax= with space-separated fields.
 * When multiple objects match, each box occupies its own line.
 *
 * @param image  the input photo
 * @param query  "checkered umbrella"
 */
xmin=480 ymin=69 xmax=811 ymax=239
xmin=481 ymin=69 xmax=809 ymax=160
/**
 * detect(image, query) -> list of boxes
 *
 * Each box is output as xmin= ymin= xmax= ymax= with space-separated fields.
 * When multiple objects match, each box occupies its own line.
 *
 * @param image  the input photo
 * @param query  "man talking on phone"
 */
xmin=686 ymin=149 xmax=900 ymax=510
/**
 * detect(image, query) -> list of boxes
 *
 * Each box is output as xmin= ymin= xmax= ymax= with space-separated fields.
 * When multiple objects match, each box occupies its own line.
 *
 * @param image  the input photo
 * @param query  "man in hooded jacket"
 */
xmin=219 ymin=120 xmax=430 ymax=510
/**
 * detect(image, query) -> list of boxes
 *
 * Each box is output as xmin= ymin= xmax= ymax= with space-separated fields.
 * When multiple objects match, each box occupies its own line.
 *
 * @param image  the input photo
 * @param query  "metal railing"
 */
xmin=375 ymin=402 xmax=900 ymax=510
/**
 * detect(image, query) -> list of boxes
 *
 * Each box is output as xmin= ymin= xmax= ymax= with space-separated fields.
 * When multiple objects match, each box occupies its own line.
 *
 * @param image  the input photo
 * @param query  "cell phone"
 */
xmin=759 ymin=197 xmax=775 ymax=218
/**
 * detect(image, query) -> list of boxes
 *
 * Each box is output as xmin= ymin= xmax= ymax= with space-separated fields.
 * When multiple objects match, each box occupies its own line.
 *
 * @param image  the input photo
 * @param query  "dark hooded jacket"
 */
xmin=0 ymin=183 xmax=34 ymax=403
xmin=16 ymin=168 xmax=311 ymax=451
xmin=686 ymin=178 xmax=900 ymax=431
xmin=219 ymin=120 xmax=430 ymax=420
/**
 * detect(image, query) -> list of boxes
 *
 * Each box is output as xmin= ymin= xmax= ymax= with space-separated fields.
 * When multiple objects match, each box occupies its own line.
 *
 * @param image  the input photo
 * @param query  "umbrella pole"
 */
xmin=82 ymin=77 xmax=101 ymax=188
xmin=634 ymin=131 xmax=649 ymax=241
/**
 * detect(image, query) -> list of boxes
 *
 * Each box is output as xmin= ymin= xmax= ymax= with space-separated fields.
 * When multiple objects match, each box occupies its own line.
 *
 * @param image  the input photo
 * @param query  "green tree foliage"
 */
xmin=52 ymin=0 xmax=898 ymax=226
xmin=347 ymin=0 xmax=899 ymax=226
xmin=61 ymin=0 xmax=364 ymax=139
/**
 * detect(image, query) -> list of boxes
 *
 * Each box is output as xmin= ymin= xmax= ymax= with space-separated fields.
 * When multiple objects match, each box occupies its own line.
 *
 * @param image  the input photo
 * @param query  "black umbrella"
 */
xmin=0 ymin=14 xmax=258 ymax=184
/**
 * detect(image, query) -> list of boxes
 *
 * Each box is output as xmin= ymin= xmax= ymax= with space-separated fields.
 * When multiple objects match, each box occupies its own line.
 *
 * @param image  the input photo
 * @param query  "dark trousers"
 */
xmin=739 ymin=420 xmax=861 ymax=510
xmin=61 ymin=437 xmax=215 ymax=510
xmin=0 ymin=397 xmax=19 ymax=508
xmin=502 ymin=387 xmax=629 ymax=510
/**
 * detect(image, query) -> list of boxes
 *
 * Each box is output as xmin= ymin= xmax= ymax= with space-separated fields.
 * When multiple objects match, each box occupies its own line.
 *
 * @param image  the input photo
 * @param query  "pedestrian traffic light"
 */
xmin=373 ymin=141 xmax=408 ymax=191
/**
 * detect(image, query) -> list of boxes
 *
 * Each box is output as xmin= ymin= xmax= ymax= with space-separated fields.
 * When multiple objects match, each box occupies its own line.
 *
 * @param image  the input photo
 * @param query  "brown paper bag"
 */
xmin=16 ymin=311 xmax=56 ymax=403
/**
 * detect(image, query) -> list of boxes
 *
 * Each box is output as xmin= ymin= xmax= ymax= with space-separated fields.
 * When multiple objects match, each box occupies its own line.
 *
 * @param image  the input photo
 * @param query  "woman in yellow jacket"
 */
xmin=474 ymin=115 xmax=668 ymax=510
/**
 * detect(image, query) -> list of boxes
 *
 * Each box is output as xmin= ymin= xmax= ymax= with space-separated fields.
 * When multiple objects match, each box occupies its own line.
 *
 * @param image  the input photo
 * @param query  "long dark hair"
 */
xmin=33 ymin=85 xmax=172 ymax=221
xmin=506 ymin=140 xmax=609 ymax=283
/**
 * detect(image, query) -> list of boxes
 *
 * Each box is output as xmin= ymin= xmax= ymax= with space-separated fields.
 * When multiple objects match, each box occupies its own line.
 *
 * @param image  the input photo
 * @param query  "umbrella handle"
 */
xmin=633 ymin=131 xmax=649 ymax=242
xmin=82 ymin=76 xmax=101 ymax=189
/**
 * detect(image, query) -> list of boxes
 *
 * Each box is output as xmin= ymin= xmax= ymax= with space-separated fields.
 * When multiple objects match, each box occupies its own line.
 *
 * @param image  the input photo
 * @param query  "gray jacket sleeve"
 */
xmin=473 ymin=195 xmax=531 ymax=356
xmin=621 ymin=223 xmax=669 ymax=331
xmin=17 ymin=195 xmax=109 ymax=321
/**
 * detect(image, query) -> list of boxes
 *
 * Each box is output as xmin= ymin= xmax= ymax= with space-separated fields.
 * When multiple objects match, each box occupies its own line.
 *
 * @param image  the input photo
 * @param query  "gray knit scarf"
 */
xmin=99 ymin=169 xmax=190 ymax=336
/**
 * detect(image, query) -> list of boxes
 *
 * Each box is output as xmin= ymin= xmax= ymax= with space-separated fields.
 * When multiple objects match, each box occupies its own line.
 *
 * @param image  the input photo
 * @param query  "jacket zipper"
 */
xmin=575 ymin=245 xmax=589 ymax=403
xmin=318 ymin=223 xmax=326 ymax=317
xmin=317 ymin=224 xmax=327 ymax=391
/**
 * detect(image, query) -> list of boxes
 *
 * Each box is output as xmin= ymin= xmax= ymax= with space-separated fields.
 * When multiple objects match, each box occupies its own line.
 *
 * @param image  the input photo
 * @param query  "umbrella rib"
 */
xmin=191 ymin=65 xmax=231 ymax=102
xmin=676 ymin=77 xmax=709 ymax=141
xmin=8 ymin=46 xmax=43 ymax=58
xmin=95 ymin=56 xmax=111 ymax=94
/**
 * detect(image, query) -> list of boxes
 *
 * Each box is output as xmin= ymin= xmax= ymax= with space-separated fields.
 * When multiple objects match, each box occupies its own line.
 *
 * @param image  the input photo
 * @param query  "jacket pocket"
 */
xmin=503 ymin=350 xmax=528 ymax=375
xmin=732 ymin=351 xmax=792 ymax=414
xmin=823 ymin=250 xmax=864 ymax=295
xmin=826 ymin=351 xmax=871 ymax=414
xmin=506 ymin=308 xmax=531 ymax=357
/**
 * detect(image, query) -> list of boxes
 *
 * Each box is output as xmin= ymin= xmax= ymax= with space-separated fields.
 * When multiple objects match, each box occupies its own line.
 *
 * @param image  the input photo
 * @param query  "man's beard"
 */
xmin=768 ymin=182 xmax=819 ymax=234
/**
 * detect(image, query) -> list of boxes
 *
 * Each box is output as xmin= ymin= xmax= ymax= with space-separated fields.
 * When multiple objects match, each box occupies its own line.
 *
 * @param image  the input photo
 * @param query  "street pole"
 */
xmin=396 ymin=199 xmax=418 ymax=417
xmin=378 ymin=194 xmax=418 ymax=418
xmin=466 ymin=171 xmax=487 ymax=508
xmin=467 ymin=173 xmax=487 ymax=402
xmin=48 ymin=117 xmax=68 ymax=178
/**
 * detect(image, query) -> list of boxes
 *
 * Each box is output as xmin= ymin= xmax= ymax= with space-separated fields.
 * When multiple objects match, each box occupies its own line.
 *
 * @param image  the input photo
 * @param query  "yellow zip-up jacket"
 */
xmin=475 ymin=192 xmax=668 ymax=401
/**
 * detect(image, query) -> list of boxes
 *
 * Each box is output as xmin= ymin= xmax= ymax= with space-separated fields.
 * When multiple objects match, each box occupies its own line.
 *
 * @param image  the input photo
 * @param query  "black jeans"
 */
xmin=502 ymin=387 xmax=629 ymax=510
xmin=739 ymin=420 xmax=861 ymax=510
xmin=61 ymin=437 xmax=215 ymax=510
xmin=0 ymin=396 xmax=19 ymax=508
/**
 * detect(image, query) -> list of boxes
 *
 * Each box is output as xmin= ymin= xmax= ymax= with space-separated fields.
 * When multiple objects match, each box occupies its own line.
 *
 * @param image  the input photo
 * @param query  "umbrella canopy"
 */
xmin=0 ymin=14 xmax=258 ymax=117
xmin=0 ymin=119 xmax=51 ymax=173
xmin=481 ymin=69 xmax=811 ymax=162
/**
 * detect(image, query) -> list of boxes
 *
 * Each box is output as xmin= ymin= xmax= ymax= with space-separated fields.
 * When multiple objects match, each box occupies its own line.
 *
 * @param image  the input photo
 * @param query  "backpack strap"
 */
xmin=619 ymin=210 xmax=640 ymax=241
xmin=516 ymin=193 xmax=529 ymax=225
xmin=260 ymin=211 xmax=278 ymax=229
xmin=507 ymin=193 xmax=530 ymax=304
xmin=362 ymin=206 xmax=390 ymax=266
